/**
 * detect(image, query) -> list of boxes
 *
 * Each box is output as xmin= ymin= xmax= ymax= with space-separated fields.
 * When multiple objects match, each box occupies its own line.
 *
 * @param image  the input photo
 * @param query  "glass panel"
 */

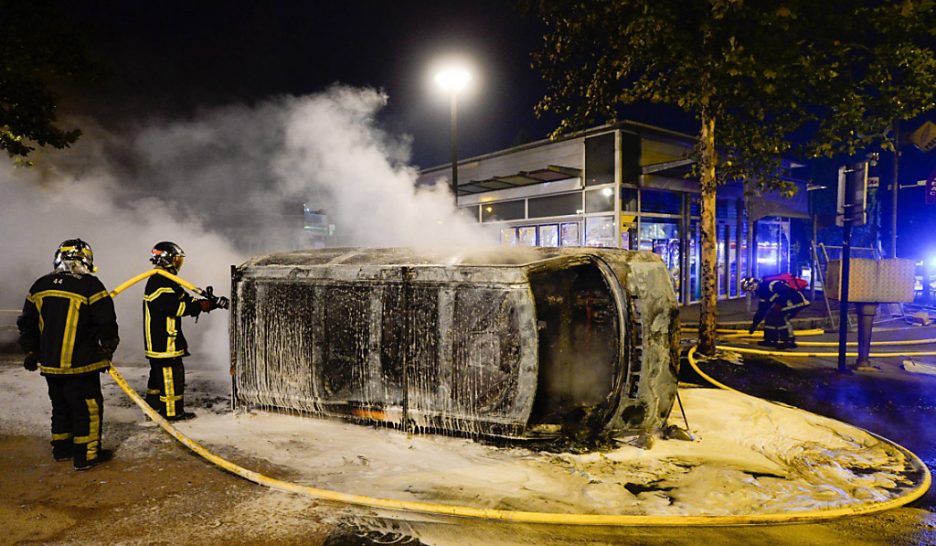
xmin=639 ymin=219 xmax=681 ymax=295
xmin=621 ymin=188 xmax=638 ymax=211
xmin=620 ymin=215 xmax=638 ymax=250
xmin=482 ymin=200 xmax=525 ymax=222
xmin=459 ymin=205 xmax=480 ymax=222
xmin=528 ymin=193 xmax=581 ymax=218
xmin=585 ymin=133 xmax=615 ymax=186
xmin=539 ymin=224 xmax=559 ymax=247
xmin=640 ymin=189 xmax=682 ymax=214
xmin=585 ymin=188 xmax=615 ymax=213
xmin=689 ymin=220 xmax=701 ymax=302
xmin=717 ymin=223 xmax=728 ymax=297
xmin=585 ymin=216 xmax=615 ymax=248
xmin=560 ymin=222 xmax=580 ymax=246
xmin=500 ymin=227 xmax=518 ymax=246
xmin=517 ymin=226 xmax=537 ymax=247
xmin=755 ymin=218 xmax=791 ymax=276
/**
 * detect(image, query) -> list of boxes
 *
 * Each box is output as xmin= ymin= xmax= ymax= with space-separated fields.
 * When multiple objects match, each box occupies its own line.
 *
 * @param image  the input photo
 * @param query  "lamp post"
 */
xmin=434 ymin=66 xmax=471 ymax=205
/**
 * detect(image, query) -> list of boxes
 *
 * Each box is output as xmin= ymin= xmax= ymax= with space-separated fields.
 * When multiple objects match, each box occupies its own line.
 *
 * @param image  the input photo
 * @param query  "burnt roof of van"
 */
xmin=244 ymin=247 xmax=628 ymax=268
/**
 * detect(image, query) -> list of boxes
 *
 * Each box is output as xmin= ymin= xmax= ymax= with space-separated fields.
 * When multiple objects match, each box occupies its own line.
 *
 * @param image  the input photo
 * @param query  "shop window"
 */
xmin=585 ymin=133 xmax=615 ymax=186
xmin=539 ymin=225 xmax=559 ymax=247
xmin=560 ymin=222 xmax=580 ymax=246
xmin=585 ymin=216 xmax=615 ymax=248
xmin=459 ymin=205 xmax=479 ymax=222
xmin=585 ymin=188 xmax=615 ymax=213
xmin=528 ymin=193 xmax=581 ymax=218
xmin=517 ymin=226 xmax=536 ymax=247
xmin=621 ymin=188 xmax=638 ymax=211
xmin=501 ymin=228 xmax=518 ymax=246
xmin=640 ymin=219 xmax=681 ymax=295
xmin=482 ymin=200 xmax=525 ymax=222
xmin=641 ymin=189 xmax=681 ymax=214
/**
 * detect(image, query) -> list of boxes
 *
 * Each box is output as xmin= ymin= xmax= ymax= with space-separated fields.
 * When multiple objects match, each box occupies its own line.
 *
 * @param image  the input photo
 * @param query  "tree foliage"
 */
xmin=528 ymin=0 xmax=935 ymax=186
xmin=0 ymin=0 xmax=94 ymax=165
xmin=525 ymin=0 xmax=936 ymax=353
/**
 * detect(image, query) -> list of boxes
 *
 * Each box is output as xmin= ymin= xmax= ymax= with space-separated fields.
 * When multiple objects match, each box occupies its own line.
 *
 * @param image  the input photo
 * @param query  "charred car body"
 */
xmin=231 ymin=247 xmax=679 ymax=443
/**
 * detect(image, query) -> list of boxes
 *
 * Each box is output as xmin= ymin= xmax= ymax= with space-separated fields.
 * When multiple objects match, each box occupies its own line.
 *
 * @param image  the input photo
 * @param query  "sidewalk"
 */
xmin=678 ymin=294 xmax=911 ymax=331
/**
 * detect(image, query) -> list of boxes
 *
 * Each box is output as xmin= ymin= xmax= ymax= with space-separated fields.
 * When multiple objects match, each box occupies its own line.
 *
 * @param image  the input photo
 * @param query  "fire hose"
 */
xmin=102 ymin=270 xmax=931 ymax=526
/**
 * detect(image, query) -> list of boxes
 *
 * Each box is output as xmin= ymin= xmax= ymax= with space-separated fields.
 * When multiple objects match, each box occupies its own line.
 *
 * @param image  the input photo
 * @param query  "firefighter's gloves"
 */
xmin=748 ymin=327 xmax=756 ymax=335
xmin=100 ymin=337 xmax=119 ymax=361
xmin=200 ymin=286 xmax=230 ymax=313
xmin=23 ymin=352 xmax=38 ymax=372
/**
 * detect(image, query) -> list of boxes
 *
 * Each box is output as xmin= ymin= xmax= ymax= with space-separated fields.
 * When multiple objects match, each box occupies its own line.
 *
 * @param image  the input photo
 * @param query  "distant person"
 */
xmin=17 ymin=239 xmax=119 ymax=470
xmin=741 ymin=273 xmax=810 ymax=349
xmin=143 ymin=241 xmax=228 ymax=421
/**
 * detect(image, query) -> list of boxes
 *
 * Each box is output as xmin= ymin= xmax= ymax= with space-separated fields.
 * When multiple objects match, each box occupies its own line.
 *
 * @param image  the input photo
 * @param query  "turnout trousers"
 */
xmin=145 ymin=357 xmax=186 ymax=418
xmin=763 ymin=305 xmax=805 ymax=344
xmin=46 ymin=373 xmax=104 ymax=466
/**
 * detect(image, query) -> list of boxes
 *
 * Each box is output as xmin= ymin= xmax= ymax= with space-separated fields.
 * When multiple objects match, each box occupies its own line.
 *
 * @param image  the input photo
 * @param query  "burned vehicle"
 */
xmin=231 ymin=247 xmax=679 ymax=442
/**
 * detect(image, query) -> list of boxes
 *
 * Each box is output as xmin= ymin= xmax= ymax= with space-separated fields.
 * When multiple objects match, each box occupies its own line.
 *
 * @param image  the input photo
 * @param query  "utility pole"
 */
xmin=891 ymin=120 xmax=899 ymax=258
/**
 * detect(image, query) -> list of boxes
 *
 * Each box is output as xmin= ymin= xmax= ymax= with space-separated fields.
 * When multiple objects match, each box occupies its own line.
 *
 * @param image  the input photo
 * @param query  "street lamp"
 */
xmin=434 ymin=65 xmax=472 ymax=205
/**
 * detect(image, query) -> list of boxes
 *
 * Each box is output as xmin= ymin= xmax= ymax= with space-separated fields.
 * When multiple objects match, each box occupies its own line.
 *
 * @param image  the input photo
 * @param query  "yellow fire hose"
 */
xmin=101 ymin=270 xmax=932 ymax=526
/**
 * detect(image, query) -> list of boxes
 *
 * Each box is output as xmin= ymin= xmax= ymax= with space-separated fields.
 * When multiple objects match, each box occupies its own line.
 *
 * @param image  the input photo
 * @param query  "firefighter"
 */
xmin=143 ymin=241 xmax=228 ymax=420
xmin=17 ymin=239 xmax=120 ymax=470
xmin=742 ymin=275 xmax=810 ymax=349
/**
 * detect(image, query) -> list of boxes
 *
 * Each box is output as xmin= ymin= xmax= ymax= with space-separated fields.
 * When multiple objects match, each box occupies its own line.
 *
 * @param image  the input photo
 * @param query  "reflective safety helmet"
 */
xmin=740 ymin=277 xmax=760 ymax=293
xmin=150 ymin=241 xmax=185 ymax=273
xmin=53 ymin=238 xmax=96 ymax=273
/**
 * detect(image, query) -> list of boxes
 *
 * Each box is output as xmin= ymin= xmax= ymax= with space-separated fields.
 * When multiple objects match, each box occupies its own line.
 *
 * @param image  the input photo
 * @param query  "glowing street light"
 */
xmin=434 ymin=64 xmax=472 ymax=205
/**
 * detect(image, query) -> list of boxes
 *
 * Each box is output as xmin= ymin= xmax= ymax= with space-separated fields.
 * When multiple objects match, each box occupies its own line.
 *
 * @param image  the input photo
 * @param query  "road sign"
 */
xmin=836 ymin=162 xmax=868 ymax=226
xmin=910 ymin=120 xmax=936 ymax=152
xmin=926 ymin=169 xmax=936 ymax=205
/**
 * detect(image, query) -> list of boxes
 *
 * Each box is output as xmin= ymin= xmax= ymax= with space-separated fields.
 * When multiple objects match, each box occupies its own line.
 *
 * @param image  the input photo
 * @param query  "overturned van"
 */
xmin=231 ymin=247 xmax=679 ymax=442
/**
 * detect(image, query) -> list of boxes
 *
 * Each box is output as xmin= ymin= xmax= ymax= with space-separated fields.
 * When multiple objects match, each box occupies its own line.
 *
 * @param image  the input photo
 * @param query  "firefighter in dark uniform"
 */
xmin=742 ymin=276 xmax=810 ymax=349
xmin=143 ymin=241 xmax=227 ymax=420
xmin=17 ymin=239 xmax=120 ymax=470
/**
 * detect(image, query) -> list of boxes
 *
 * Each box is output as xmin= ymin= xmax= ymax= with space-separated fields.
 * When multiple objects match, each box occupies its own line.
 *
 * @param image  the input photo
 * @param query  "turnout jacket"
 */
xmin=751 ymin=279 xmax=810 ymax=328
xmin=143 ymin=271 xmax=201 ymax=359
xmin=18 ymin=271 xmax=119 ymax=375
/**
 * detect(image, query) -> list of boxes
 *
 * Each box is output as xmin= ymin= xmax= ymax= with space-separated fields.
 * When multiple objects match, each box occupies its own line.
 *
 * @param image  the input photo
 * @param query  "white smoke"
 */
xmin=0 ymin=86 xmax=496 ymax=377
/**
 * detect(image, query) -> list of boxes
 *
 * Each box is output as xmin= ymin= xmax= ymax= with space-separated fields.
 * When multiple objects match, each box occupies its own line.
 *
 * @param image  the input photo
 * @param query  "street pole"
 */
xmin=450 ymin=93 xmax=459 ymax=206
xmin=838 ymin=206 xmax=852 ymax=374
xmin=891 ymin=120 xmax=899 ymax=258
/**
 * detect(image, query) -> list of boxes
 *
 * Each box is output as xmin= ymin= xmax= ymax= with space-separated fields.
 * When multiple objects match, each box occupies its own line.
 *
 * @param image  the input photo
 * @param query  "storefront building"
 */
xmin=416 ymin=121 xmax=808 ymax=304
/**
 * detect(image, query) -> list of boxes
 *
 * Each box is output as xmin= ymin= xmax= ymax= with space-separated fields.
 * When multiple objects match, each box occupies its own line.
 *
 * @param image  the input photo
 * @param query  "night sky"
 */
xmin=56 ymin=0 xmax=563 ymax=169
xmin=42 ymin=2 xmax=936 ymax=258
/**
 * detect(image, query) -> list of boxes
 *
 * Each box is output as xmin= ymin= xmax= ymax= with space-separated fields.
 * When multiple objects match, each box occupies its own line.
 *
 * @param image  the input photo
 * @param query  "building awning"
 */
xmin=459 ymin=165 xmax=581 ymax=195
xmin=745 ymin=186 xmax=810 ymax=222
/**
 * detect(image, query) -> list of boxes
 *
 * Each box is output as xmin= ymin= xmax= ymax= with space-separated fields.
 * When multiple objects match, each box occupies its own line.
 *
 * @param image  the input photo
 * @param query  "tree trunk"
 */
xmin=697 ymin=113 xmax=718 ymax=355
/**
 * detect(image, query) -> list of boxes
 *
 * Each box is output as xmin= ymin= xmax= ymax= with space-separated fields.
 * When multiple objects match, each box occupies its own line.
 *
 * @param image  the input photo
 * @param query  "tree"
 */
xmin=525 ymin=0 xmax=936 ymax=354
xmin=0 ymin=0 xmax=94 ymax=165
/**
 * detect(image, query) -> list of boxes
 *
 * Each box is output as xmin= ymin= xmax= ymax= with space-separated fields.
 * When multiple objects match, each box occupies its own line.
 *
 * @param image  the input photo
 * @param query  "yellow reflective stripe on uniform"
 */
xmin=59 ymin=298 xmax=82 ymax=367
xmin=88 ymin=290 xmax=110 ymax=304
xmin=143 ymin=287 xmax=176 ymax=302
xmin=75 ymin=399 xmax=101 ymax=460
xmin=163 ymin=367 xmax=177 ymax=417
xmin=52 ymin=432 xmax=72 ymax=441
xmin=144 ymin=349 xmax=187 ymax=358
xmin=40 ymin=360 xmax=109 ymax=375
xmin=166 ymin=316 xmax=177 ymax=353
xmin=31 ymin=289 xmax=88 ymax=304
xmin=144 ymin=304 xmax=153 ymax=352
xmin=36 ymin=297 xmax=44 ymax=333
xmin=176 ymin=301 xmax=186 ymax=316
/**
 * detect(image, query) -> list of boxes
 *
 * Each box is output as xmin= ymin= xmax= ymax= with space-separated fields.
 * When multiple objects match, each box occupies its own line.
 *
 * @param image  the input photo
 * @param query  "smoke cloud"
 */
xmin=0 ymin=86 xmax=495 ymax=376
